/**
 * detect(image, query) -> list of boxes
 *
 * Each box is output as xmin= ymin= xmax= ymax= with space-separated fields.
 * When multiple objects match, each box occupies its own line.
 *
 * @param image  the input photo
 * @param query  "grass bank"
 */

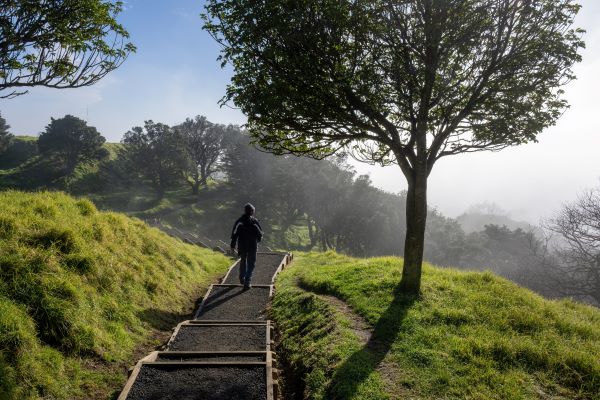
xmin=272 ymin=252 xmax=600 ymax=400
xmin=0 ymin=191 xmax=231 ymax=399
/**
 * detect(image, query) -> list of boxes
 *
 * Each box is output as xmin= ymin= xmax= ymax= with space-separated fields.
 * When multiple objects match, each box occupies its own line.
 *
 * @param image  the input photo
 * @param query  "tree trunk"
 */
xmin=192 ymin=180 xmax=200 ymax=195
xmin=200 ymin=163 xmax=208 ymax=187
xmin=307 ymin=218 xmax=318 ymax=248
xmin=400 ymin=168 xmax=428 ymax=295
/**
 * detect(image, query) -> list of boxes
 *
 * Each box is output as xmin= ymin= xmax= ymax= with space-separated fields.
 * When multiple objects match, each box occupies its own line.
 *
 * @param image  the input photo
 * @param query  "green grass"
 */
xmin=273 ymin=252 xmax=600 ymax=400
xmin=0 ymin=191 xmax=232 ymax=399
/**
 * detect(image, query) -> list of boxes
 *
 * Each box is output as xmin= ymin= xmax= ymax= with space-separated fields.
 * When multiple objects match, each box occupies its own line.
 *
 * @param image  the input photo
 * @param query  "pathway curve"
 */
xmin=295 ymin=283 xmax=404 ymax=399
xmin=118 ymin=251 xmax=292 ymax=400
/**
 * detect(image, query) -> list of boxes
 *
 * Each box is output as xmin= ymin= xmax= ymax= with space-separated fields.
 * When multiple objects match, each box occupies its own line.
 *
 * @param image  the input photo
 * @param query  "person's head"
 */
xmin=244 ymin=203 xmax=255 ymax=216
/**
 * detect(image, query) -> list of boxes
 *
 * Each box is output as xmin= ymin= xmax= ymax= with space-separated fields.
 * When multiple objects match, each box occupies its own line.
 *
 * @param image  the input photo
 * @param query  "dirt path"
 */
xmin=300 ymin=286 xmax=405 ymax=400
xmin=317 ymin=294 xmax=372 ymax=344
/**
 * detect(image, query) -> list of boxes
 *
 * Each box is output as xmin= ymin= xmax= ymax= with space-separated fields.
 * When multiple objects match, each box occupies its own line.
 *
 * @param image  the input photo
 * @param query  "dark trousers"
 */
xmin=239 ymin=251 xmax=257 ymax=285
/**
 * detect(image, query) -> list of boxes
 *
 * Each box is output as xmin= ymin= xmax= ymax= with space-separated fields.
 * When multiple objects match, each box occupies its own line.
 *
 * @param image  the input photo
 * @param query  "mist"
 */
xmin=352 ymin=0 xmax=600 ymax=224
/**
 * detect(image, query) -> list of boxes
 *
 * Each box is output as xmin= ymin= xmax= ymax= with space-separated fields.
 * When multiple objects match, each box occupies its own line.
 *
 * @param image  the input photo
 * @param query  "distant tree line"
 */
xmin=224 ymin=132 xmax=407 ymax=255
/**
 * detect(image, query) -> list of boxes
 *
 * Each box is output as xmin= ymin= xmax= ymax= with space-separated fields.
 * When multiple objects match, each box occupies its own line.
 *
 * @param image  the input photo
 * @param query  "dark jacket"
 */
xmin=230 ymin=214 xmax=263 ymax=253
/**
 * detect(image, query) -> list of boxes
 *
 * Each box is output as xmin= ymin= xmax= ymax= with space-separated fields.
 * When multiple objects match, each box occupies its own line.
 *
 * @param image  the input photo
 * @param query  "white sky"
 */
xmin=1 ymin=0 xmax=599 ymax=224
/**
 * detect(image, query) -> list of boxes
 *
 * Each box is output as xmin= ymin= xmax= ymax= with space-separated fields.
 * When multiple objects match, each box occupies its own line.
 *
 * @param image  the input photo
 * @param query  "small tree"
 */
xmin=0 ymin=0 xmax=135 ymax=98
xmin=38 ymin=115 xmax=106 ymax=173
xmin=0 ymin=111 xmax=13 ymax=153
xmin=204 ymin=0 xmax=584 ymax=294
xmin=542 ymin=187 xmax=600 ymax=305
xmin=122 ymin=121 xmax=184 ymax=196
xmin=175 ymin=116 xmax=230 ymax=194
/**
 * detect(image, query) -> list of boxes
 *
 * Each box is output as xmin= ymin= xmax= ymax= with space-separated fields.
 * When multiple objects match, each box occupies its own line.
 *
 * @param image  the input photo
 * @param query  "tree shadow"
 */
xmin=327 ymin=289 xmax=417 ymax=399
xmin=196 ymin=286 xmax=241 ymax=316
xmin=137 ymin=308 xmax=193 ymax=331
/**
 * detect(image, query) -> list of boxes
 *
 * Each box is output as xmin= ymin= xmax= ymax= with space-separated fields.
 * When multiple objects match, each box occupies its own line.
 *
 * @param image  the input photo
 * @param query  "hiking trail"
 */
xmin=117 ymin=236 xmax=291 ymax=400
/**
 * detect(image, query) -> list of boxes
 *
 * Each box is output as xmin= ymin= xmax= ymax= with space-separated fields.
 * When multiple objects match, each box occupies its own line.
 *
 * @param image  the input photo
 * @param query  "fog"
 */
xmin=353 ymin=0 xmax=600 ymax=223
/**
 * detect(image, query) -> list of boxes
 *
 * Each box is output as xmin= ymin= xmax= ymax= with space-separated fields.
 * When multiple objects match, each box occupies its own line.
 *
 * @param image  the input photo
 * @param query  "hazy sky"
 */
xmin=1 ymin=0 xmax=599 ymax=223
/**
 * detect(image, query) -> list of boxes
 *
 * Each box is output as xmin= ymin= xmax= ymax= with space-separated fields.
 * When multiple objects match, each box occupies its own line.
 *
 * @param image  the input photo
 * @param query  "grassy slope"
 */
xmin=0 ymin=138 xmax=306 ymax=249
xmin=0 ymin=191 xmax=231 ymax=399
xmin=272 ymin=252 xmax=600 ymax=400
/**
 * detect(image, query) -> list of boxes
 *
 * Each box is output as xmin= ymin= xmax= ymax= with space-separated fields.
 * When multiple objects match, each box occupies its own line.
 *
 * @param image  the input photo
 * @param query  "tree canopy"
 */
xmin=38 ymin=115 xmax=106 ymax=172
xmin=203 ymin=0 xmax=584 ymax=294
xmin=175 ymin=116 xmax=234 ymax=193
xmin=122 ymin=120 xmax=185 ymax=195
xmin=0 ymin=111 xmax=12 ymax=153
xmin=0 ymin=0 xmax=135 ymax=98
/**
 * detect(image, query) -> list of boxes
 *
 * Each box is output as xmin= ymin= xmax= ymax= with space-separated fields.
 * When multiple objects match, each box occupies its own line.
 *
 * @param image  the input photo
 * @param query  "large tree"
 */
xmin=38 ymin=114 xmax=106 ymax=173
xmin=122 ymin=121 xmax=185 ymax=196
xmin=175 ymin=116 xmax=231 ymax=194
xmin=0 ymin=0 xmax=135 ymax=99
xmin=203 ymin=0 xmax=584 ymax=294
xmin=0 ymin=111 xmax=12 ymax=153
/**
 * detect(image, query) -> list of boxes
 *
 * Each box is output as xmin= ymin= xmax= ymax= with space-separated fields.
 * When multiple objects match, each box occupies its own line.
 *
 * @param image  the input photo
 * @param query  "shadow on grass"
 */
xmin=327 ymin=290 xmax=416 ymax=399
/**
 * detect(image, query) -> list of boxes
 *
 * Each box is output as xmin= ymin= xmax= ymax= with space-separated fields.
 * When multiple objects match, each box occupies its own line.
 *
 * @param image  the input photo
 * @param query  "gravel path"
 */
xmin=195 ymin=285 xmax=271 ymax=321
xmin=126 ymin=365 xmax=267 ymax=400
xmin=224 ymin=253 xmax=286 ymax=285
xmin=167 ymin=325 xmax=268 ymax=351
xmin=156 ymin=353 xmax=266 ymax=362
xmin=121 ymin=252 xmax=289 ymax=400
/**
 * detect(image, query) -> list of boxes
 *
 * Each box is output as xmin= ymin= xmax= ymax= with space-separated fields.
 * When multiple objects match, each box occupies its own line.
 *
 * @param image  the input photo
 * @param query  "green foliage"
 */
xmin=38 ymin=115 xmax=108 ymax=174
xmin=0 ymin=136 xmax=38 ymax=169
xmin=0 ymin=0 xmax=135 ymax=98
xmin=174 ymin=115 xmax=236 ymax=194
xmin=204 ymin=0 xmax=584 ymax=163
xmin=273 ymin=252 xmax=600 ymax=399
xmin=0 ymin=191 xmax=231 ymax=399
xmin=122 ymin=121 xmax=186 ymax=195
xmin=0 ymin=112 xmax=12 ymax=153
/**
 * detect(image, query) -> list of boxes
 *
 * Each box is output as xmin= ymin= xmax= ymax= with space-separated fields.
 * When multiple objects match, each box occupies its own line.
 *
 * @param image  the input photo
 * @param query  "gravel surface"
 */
xmin=156 ymin=353 xmax=266 ymax=362
xmin=126 ymin=365 xmax=267 ymax=400
xmin=224 ymin=253 xmax=286 ymax=285
xmin=196 ymin=286 xmax=271 ymax=320
xmin=167 ymin=325 xmax=267 ymax=351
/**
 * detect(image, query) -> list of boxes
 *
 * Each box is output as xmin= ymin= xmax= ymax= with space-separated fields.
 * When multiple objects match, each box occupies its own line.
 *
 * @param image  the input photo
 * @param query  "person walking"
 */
xmin=230 ymin=203 xmax=263 ymax=289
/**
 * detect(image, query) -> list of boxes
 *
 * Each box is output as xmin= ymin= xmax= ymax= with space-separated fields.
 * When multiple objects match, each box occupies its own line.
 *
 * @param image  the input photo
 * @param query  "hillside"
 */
xmin=0 ymin=136 xmax=265 ymax=245
xmin=0 ymin=191 xmax=231 ymax=399
xmin=272 ymin=252 xmax=600 ymax=400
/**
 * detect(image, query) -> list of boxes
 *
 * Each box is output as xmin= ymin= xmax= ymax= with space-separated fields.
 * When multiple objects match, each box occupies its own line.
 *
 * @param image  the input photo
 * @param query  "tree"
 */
xmin=203 ymin=0 xmax=584 ymax=294
xmin=0 ymin=111 xmax=12 ymax=153
xmin=38 ymin=115 xmax=106 ymax=173
xmin=542 ymin=186 xmax=600 ymax=305
xmin=122 ymin=121 xmax=185 ymax=196
xmin=0 ymin=0 xmax=135 ymax=99
xmin=175 ymin=116 xmax=231 ymax=194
